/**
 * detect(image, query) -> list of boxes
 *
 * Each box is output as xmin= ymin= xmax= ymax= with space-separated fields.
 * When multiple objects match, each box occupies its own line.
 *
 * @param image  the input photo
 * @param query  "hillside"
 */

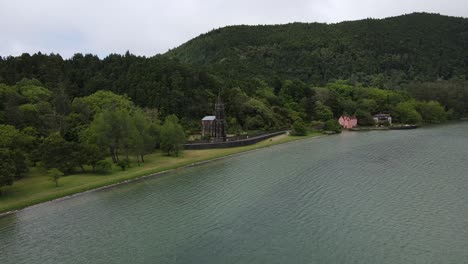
xmin=1 ymin=12 xmax=467 ymax=137
xmin=167 ymin=13 xmax=468 ymax=87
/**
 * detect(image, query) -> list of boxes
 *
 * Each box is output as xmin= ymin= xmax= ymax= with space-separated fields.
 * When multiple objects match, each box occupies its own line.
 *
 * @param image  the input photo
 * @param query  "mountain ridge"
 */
xmin=166 ymin=12 xmax=468 ymax=86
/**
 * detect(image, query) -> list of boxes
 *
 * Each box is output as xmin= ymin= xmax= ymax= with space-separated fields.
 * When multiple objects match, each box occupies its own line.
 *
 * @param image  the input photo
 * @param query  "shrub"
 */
xmin=309 ymin=120 xmax=324 ymax=130
xmin=117 ymin=159 xmax=130 ymax=171
xmin=292 ymin=121 xmax=307 ymax=136
xmin=324 ymin=119 xmax=342 ymax=133
xmin=96 ymin=160 xmax=112 ymax=174
xmin=355 ymin=109 xmax=375 ymax=126
xmin=48 ymin=168 xmax=64 ymax=187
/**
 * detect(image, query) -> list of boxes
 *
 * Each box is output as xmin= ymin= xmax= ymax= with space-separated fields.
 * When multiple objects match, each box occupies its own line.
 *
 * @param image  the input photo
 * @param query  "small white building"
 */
xmin=373 ymin=114 xmax=392 ymax=125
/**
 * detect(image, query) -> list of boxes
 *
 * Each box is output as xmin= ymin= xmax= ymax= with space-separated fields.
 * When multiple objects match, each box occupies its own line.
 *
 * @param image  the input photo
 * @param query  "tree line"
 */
xmin=0 ymin=79 xmax=185 ymax=193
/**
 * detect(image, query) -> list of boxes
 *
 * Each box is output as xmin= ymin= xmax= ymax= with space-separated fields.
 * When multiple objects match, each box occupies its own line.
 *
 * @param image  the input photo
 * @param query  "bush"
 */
xmin=292 ymin=121 xmax=307 ymax=136
xmin=394 ymin=102 xmax=422 ymax=124
xmin=95 ymin=160 xmax=112 ymax=174
xmin=117 ymin=159 xmax=130 ymax=171
xmin=355 ymin=109 xmax=375 ymax=126
xmin=324 ymin=119 xmax=342 ymax=133
xmin=309 ymin=120 xmax=324 ymax=130
xmin=48 ymin=168 xmax=63 ymax=187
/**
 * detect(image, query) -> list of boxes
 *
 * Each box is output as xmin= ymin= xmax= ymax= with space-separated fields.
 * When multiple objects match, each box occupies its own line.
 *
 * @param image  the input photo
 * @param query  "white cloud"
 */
xmin=0 ymin=0 xmax=466 ymax=58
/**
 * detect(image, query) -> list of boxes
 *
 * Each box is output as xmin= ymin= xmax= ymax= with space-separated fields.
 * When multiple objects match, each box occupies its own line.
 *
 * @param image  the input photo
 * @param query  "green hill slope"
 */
xmin=167 ymin=13 xmax=468 ymax=86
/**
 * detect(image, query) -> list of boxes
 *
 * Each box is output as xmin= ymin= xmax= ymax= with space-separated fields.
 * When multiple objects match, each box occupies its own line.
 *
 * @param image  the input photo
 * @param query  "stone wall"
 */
xmin=183 ymin=131 xmax=287 ymax=150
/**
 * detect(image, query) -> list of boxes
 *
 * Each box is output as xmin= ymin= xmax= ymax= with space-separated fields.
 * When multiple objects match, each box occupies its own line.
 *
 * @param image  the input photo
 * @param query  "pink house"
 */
xmin=338 ymin=115 xmax=358 ymax=129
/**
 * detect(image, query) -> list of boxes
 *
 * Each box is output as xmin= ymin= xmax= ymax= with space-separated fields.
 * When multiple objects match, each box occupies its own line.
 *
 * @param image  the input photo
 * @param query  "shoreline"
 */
xmin=0 ymin=133 xmax=325 ymax=218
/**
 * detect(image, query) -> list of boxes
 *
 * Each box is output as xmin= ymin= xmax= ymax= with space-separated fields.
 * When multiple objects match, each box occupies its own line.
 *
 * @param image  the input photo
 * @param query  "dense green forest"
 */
xmin=168 ymin=12 xmax=468 ymax=86
xmin=1 ymin=12 xmax=467 ymax=192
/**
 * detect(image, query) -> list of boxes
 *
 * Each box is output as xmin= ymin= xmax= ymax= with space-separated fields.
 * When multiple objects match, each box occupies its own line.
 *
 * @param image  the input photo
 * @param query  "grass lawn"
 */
xmin=0 ymin=132 xmax=322 ymax=214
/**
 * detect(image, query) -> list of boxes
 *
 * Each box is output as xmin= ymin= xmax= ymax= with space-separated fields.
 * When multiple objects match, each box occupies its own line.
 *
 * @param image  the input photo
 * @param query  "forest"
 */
xmin=1 ymin=12 xmax=467 ymax=192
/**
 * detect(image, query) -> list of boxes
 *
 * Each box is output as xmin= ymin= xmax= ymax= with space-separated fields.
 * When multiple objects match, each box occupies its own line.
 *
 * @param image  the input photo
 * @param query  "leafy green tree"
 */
xmin=131 ymin=111 xmax=156 ymax=164
xmin=292 ymin=120 xmax=307 ymax=136
xmin=10 ymin=150 xmax=28 ymax=179
xmin=79 ymin=143 xmax=106 ymax=172
xmin=323 ymin=119 xmax=342 ymax=133
xmin=72 ymin=90 xmax=134 ymax=117
xmin=394 ymin=102 xmax=423 ymax=124
xmin=87 ymin=108 xmax=135 ymax=163
xmin=358 ymin=99 xmax=378 ymax=114
xmin=0 ymin=125 xmax=31 ymax=178
xmin=355 ymin=109 xmax=375 ymax=126
xmin=17 ymin=80 xmax=52 ymax=103
xmin=415 ymin=101 xmax=447 ymax=123
xmin=160 ymin=115 xmax=185 ymax=157
xmin=117 ymin=159 xmax=130 ymax=171
xmin=96 ymin=160 xmax=112 ymax=174
xmin=40 ymin=132 xmax=79 ymax=174
xmin=314 ymin=102 xmax=333 ymax=121
xmin=0 ymin=148 xmax=15 ymax=195
xmin=48 ymin=168 xmax=63 ymax=187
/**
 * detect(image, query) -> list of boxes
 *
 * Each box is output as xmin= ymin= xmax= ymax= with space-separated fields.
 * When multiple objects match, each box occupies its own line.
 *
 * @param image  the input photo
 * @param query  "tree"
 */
xmin=131 ymin=111 xmax=157 ymax=164
xmin=40 ymin=132 xmax=80 ymax=174
xmin=48 ymin=168 xmax=63 ymax=187
xmin=72 ymin=90 xmax=134 ymax=116
xmin=160 ymin=115 xmax=185 ymax=157
xmin=314 ymin=102 xmax=333 ymax=121
xmin=323 ymin=119 xmax=342 ymax=133
xmin=0 ymin=148 xmax=15 ymax=195
xmin=355 ymin=109 xmax=375 ymax=126
xmin=415 ymin=101 xmax=447 ymax=123
xmin=95 ymin=160 xmax=112 ymax=174
xmin=394 ymin=102 xmax=423 ymax=124
xmin=292 ymin=120 xmax=307 ymax=136
xmin=79 ymin=143 xmax=106 ymax=172
xmin=87 ymin=108 xmax=135 ymax=163
xmin=0 ymin=125 xmax=31 ymax=178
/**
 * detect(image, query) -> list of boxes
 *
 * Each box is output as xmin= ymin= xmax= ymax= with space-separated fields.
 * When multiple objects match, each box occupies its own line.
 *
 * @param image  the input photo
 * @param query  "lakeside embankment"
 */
xmin=0 ymin=132 xmax=321 ymax=215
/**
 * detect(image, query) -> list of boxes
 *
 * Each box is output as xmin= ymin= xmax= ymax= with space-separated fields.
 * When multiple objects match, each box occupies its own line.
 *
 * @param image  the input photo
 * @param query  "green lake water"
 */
xmin=1 ymin=122 xmax=468 ymax=264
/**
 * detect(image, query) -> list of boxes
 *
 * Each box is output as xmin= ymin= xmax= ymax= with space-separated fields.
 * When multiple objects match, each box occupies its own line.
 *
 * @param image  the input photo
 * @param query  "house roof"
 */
xmin=373 ymin=114 xmax=391 ymax=118
xmin=202 ymin=116 xmax=216 ymax=121
xmin=339 ymin=115 xmax=357 ymax=119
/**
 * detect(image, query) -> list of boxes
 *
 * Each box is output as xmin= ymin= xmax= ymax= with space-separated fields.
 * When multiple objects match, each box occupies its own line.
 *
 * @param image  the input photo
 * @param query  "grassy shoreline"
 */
xmin=0 ymin=132 xmax=322 ymax=216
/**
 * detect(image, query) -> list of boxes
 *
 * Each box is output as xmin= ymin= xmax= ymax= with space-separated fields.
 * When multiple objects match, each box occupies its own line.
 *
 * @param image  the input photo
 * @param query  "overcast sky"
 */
xmin=1 ymin=0 xmax=467 ymax=58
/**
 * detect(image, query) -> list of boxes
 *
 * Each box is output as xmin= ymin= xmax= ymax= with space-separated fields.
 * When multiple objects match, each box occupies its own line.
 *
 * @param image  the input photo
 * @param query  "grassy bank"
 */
xmin=0 ymin=132 xmax=321 ymax=215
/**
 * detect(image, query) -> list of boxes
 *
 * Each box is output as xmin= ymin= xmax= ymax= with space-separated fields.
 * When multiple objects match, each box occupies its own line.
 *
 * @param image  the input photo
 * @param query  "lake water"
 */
xmin=1 ymin=122 xmax=468 ymax=264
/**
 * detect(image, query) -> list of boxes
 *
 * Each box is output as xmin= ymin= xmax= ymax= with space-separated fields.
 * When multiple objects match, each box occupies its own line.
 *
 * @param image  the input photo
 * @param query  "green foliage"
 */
xmin=0 ymin=125 xmax=30 ymax=178
xmin=394 ymin=102 xmax=423 ymax=124
xmin=160 ymin=115 xmax=185 ymax=157
xmin=0 ymin=148 xmax=15 ymax=194
xmin=40 ymin=132 xmax=79 ymax=174
xmin=314 ymin=102 xmax=333 ymax=121
xmin=309 ymin=120 xmax=324 ymax=130
xmin=355 ymin=110 xmax=375 ymax=126
xmin=72 ymin=90 xmax=134 ymax=116
xmin=96 ymin=160 xmax=112 ymax=174
xmin=168 ymin=13 xmax=467 ymax=86
xmin=87 ymin=108 xmax=136 ymax=163
xmin=48 ymin=168 xmax=64 ymax=187
xmin=323 ymin=119 xmax=342 ymax=133
xmin=292 ymin=120 xmax=307 ymax=136
xmin=117 ymin=159 xmax=130 ymax=171
xmin=18 ymin=84 xmax=52 ymax=103
xmin=131 ymin=110 xmax=157 ymax=163
xmin=80 ymin=143 xmax=106 ymax=172
xmin=415 ymin=101 xmax=447 ymax=123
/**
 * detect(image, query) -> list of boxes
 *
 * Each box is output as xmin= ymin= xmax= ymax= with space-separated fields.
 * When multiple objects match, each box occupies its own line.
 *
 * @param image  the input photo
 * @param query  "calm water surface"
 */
xmin=1 ymin=123 xmax=468 ymax=264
